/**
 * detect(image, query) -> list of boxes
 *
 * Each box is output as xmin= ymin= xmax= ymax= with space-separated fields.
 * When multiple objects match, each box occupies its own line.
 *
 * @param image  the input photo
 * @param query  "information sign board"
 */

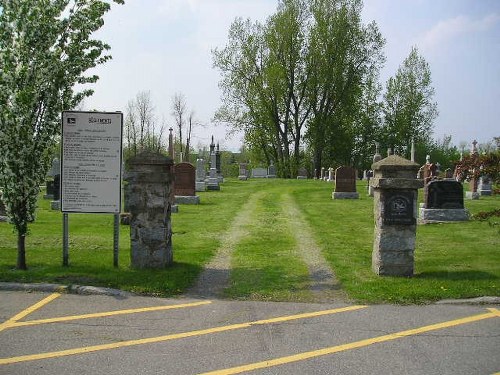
xmin=61 ymin=111 xmax=123 ymax=213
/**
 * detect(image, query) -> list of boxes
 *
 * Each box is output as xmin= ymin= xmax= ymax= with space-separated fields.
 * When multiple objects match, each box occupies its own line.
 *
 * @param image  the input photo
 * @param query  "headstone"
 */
xmin=466 ymin=141 xmax=480 ymax=200
xmin=267 ymin=163 xmax=277 ymax=178
xmin=238 ymin=163 xmax=248 ymax=180
xmin=207 ymin=146 xmax=220 ymax=191
xmin=297 ymin=167 xmax=308 ymax=179
xmin=371 ymin=155 xmax=423 ymax=276
xmin=332 ymin=166 xmax=359 ymax=199
xmin=478 ymin=176 xmax=492 ymax=196
xmin=45 ymin=158 xmax=60 ymax=202
xmin=313 ymin=169 xmax=318 ymax=180
xmin=321 ymin=167 xmax=325 ymax=180
xmin=195 ymin=158 xmax=207 ymax=191
xmin=124 ymin=152 xmax=174 ymax=268
xmin=51 ymin=174 xmax=61 ymax=210
xmin=174 ymin=162 xmax=200 ymax=204
xmin=327 ymin=167 xmax=334 ymax=182
xmin=215 ymin=142 xmax=223 ymax=183
xmin=251 ymin=168 xmax=267 ymax=178
xmin=362 ymin=170 xmax=368 ymax=180
xmin=419 ymin=180 xmax=469 ymax=222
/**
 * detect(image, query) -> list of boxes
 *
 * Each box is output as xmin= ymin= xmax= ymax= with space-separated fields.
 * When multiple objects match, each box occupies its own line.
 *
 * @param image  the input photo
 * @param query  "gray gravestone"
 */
xmin=419 ymin=180 xmax=469 ymax=222
xmin=371 ymin=155 xmax=422 ymax=276
xmin=124 ymin=152 xmax=174 ymax=268
xmin=332 ymin=166 xmax=359 ymax=199
xmin=327 ymin=167 xmax=334 ymax=182
xmin=174 ymin=162 xmax=200 ymax=204
xmin=207 ymin=148 xmax=220 ymax=191
xmin=195 ymin=158 xmax=207 ymax=192
xmin=251 ymin=168 xmax=267 ymax=178
xmin=267 ymin=164 xmax=277 ymax=178
xmin=478 ymin=176 xmax=492 ymax=196
xmin=297 ymin=167 xmax=308 ymax=179
xmin=238 ymin=163 xmax=248 ymax=180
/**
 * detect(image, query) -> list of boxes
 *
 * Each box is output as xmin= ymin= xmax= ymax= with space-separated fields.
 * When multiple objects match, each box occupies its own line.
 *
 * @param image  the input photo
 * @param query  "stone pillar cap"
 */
xmin=372 ymin=155 xmax=420 ymax=171
xmin=128 ymin=152 xmax=173 ymax=166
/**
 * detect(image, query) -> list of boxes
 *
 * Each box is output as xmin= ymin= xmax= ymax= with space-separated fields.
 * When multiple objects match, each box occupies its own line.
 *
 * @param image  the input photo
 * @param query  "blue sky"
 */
xmin=85 ymin=0 xmax=500 ymax=152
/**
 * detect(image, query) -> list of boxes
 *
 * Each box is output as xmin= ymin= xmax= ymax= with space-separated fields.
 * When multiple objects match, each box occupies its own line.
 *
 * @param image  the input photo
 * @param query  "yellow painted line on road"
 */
xmin=0 ymin=293 xmax=61 ymax=333
xmin=10 ymin=300 xmax=212 ymax=328
xmin=0 ymin=305 xmax=366 ymax=365
xmin=200 ymin=308 xmax=500 ymax=375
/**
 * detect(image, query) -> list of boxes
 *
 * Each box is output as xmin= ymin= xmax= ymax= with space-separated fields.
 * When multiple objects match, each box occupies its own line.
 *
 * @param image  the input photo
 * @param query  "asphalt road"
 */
xmin=0 ymin=291 xmax=499 ymax=375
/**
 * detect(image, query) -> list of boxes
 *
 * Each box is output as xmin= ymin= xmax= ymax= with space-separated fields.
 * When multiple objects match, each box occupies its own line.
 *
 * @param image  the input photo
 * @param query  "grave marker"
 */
xmin=332 ymin=166 xmax=359 ymax=199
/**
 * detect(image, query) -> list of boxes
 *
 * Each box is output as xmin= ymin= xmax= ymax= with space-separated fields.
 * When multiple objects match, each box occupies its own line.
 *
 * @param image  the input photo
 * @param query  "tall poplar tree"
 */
xmin=381 ymin=46 xmax=438 ymax=155
xmin=0 ymin=0 xmax=123 ymax=269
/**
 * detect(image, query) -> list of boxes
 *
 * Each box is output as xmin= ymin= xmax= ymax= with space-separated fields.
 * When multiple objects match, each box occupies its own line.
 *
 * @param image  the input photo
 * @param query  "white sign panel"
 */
xmin=61 ymin=111 xmax=123 ymax=213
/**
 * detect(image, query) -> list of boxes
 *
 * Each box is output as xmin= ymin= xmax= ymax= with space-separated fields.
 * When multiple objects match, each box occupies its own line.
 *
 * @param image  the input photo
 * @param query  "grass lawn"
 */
xmin=0 ymin=178 xmax=498 ymax=304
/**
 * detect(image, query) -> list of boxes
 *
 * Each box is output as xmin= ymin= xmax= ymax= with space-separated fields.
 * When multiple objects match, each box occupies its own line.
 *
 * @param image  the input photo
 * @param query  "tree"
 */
xmin=305 ymin=0 xmax=385 ymax=173
xmin=381 ymin=46 xmax=438 ymax=155
xmin=213 ymin=0 xmax=384 ymax=177
xmin=0 ymin=0 xmax=123 ymax=270
xmin=171 ymin=92 xmax=186 ymax=161
xmin=124 ymin=91 xmax=166 ymax=161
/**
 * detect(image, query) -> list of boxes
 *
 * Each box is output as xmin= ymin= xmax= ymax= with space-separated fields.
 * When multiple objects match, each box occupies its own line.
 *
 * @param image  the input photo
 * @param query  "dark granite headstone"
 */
xmin=174 ymin=162 xmax=196 ymax=196
xmin=425 ymin=180 xmax=464 ymax=209
xmin=334 ymin=166 xmax=357 ymax=192
xmin=53 ymin=174 xmax=60 ymax=201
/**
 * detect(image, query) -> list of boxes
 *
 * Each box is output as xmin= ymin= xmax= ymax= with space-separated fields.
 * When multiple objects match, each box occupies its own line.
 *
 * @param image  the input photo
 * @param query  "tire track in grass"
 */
xmin=185 ymin=191 xmax=265 ymax=299
xmin=282 ymin=193 xmax=348 ymax=303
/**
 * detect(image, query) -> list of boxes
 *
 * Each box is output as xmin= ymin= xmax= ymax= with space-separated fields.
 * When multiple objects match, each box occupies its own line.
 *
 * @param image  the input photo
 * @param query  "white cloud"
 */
xmin=416 ymin=13 xmax=500 ymax=51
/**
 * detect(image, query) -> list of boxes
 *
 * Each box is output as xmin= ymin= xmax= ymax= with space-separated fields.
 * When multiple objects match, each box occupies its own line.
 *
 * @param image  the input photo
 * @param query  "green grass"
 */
xmin=291 ymin=180 xmax=500 ymax=304
xmin=0 ymin=178 xmax=499 ymax=303
xmin=225 ymin=183 xmax=311 ymax=301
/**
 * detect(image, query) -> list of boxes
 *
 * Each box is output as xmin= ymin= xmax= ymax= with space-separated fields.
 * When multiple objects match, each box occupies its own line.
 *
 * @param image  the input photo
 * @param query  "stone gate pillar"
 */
xmin=124 ymin=152 xmax=174 ymax=268
xmin=370 ymin=155 xmax=423 ymax=276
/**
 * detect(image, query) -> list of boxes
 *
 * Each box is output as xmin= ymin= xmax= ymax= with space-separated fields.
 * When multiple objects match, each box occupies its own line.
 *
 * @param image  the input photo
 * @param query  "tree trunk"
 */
xmin=17 ymin=234 xmax=27 ymax=270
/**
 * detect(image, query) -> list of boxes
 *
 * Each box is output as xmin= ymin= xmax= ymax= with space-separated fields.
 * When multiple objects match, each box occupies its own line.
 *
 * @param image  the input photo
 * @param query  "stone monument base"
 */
xmin=479 ymin=189 xmax=492 ymax=196
xmin=0 ymin=215 xmax=8 ymax=222
xmin=171 ymin=204 xmax=179 ymax=213
xmin=175 ymin=195 xmax=200 ymax=205
xmin=419 ymin=208 xmax=470 ymax=222
xmin=207 ymin=178 xmax=220 ymax=191
xmin=43 ymin=194 xmax=54 ymax=200
xmin=332 ymin=192 xmax=359 ymax=199
xmin=296 ymin=176 xmax=307 ymax=180
xmin=465 ymin=191 xmax=480 ymax=200
xmin=238 ymin=175 xmax=248 ymax=181
xmin=195 ymin=181 xmax=207 ymax=192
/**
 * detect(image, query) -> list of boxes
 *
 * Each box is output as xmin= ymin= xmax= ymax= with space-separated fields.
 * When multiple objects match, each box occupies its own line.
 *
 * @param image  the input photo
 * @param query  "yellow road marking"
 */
xmin=0 ymin=293 xmax=61 ymax=333
xmin=9 ymin=300 xmax=212 ymax=328
xmin=0 ymin=305 xmax=367 ymax=365
xmin=200 ymin=308 xmax=500 ymax=375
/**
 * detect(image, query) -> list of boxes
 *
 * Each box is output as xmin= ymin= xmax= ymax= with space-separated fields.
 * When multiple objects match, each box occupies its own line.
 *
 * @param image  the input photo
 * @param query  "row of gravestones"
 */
xmin=238 ymin=164 xmax=277 ymax=180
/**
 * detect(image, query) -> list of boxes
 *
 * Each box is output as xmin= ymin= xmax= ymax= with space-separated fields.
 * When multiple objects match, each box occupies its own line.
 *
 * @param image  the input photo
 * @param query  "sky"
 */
xmin=84 ymin=0 xmax=500 ymax=152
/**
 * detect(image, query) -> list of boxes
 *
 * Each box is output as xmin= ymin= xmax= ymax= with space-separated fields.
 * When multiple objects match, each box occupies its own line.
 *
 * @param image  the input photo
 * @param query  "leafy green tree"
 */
xmin=381 ymin=46 xmax=438 ymax=154
xmin=305 ymin=0 xmax=385 ymax=173
xmin=213 ymin=0 xmax=384 ymax=177
xmin=0 ymin=0 xmax=123 ymax=269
